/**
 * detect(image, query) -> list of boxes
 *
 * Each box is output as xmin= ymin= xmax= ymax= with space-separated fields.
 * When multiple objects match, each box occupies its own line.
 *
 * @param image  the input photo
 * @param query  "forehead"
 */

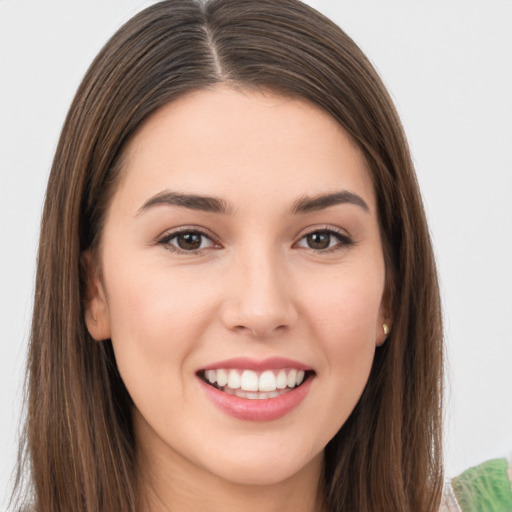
xmin=115 ymin=86 xmax=376 ymax=213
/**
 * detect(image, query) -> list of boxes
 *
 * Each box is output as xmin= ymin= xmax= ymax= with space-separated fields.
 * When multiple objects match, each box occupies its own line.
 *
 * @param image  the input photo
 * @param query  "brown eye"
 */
xmin=176 ymin=232 xmax=202 ymax=250
xmin=158 ymin=229 xmax=217 ymax=253
xmin=296 ymin=229 xmax=353 ymax=252
xmin=306 ymin=232 xmax=331 ymax=250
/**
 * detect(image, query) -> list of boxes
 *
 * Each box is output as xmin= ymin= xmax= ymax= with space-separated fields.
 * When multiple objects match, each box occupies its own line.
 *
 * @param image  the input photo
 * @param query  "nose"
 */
xmin=220 ymin=248 xmax=298 ymax=338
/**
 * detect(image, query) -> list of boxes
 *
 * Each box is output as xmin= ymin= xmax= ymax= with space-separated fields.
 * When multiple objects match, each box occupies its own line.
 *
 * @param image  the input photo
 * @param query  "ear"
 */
xmin=376 ymin=315 xmax=391 ymax=347
xmin=82 ymin=251 xmax=111 ymax=341
xmin=376 ymin=287 xmax=393 ymax=347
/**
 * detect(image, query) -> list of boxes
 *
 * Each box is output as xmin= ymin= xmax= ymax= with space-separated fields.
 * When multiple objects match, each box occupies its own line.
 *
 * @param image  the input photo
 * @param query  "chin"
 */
xmin=192 ymin=435 xmax=325 ymax=487
xmin=205 ymin=451 xmax=323 ymax=487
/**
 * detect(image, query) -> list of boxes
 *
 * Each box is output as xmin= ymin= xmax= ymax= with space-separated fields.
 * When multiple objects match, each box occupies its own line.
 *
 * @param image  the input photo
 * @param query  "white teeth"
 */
xmin=203 ymin=368 xmax=309 ymax=394
xmin=227 ymin=369 xmax=241 ymax=389
xmin=276 ymin=370 xmax=287 ymax=389
xmin=240 ymin=370 xmax=259 ymax=391
xmin=206 ymin=369 xmax=217 ymax=384
xmin=224 ymin=387 xmax=287 ymax=400
xmin=216 ymin=369 xmax=228 ymax=387
xmin=287 ymin=369 xmax=297 ymax=388
xmin=259 ymin=370 xmax=277 ymax=392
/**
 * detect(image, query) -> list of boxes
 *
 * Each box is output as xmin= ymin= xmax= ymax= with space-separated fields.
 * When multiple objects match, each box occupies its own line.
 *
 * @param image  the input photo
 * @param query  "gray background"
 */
xmin=1 ymin=0 xmax=511 ymax=507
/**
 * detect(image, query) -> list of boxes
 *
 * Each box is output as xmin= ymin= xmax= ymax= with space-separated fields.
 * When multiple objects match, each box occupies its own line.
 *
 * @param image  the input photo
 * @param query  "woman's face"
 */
xmin=86 ymin=87 xmax=388 ymax=488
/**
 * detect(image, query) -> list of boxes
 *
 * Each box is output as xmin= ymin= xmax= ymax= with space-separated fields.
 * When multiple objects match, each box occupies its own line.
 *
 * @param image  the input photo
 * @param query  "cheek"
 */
xmin=307 ymin=273 xmax=383 ymax=344
xmin=102 ymin=257 xmax=217 ymax=388
xmin=303 ymin=267 xmax=383 ymax=392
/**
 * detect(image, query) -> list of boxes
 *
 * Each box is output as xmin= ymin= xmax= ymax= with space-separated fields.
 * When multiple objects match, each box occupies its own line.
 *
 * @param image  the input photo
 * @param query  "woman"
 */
xmin=13 ymin=0 xmax=445 ymax=510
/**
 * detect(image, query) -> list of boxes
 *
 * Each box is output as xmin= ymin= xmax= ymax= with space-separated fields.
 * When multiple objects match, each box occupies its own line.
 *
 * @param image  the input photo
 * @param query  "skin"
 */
xmin=85 ymin=86 xmax=389 ymax=512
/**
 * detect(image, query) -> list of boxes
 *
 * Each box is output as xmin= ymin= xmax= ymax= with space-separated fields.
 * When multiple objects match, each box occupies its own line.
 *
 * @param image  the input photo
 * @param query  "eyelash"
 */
xmin=157 ymin=227 xmax=220 ymax=255
xmin=295 ymin=227 xmax=354 ymax=253
xmin=156 ymin=226 xmax=354 ymax=255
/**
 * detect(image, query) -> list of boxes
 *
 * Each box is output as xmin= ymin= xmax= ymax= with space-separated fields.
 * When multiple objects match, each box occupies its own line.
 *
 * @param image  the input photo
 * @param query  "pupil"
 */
xmin=307 ymin=232 xmax=330 ymax=250
xmin=177 ymin=232 xmax=201 ymax=250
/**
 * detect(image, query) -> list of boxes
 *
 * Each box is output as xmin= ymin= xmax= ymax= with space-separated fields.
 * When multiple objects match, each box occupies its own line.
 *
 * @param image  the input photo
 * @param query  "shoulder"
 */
xmin=440 ymin=457 xmax=512 ymax=512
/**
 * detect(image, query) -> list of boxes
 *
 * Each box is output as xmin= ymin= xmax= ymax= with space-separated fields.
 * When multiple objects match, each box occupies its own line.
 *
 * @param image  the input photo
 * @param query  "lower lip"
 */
xmin=198 ymin=377 xmax=313 ymax=421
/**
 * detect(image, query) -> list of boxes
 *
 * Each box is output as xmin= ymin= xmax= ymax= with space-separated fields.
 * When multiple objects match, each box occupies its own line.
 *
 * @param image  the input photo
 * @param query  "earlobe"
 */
xmin=82 ymin=251 xmax=111 ymax=341
xmin=376 ymin=300 xmax=392 ymax=347
xmin=376 ymin=321 xmax=390 ymax=347
xmin=376 ymin=281 xmax=393 ymax=346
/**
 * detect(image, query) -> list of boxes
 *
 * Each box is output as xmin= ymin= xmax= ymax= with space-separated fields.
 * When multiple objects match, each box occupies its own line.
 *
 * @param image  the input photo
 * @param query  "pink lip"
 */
xmin=199 ymin=378 xmax=312 ymax=421
xmin=198 ymin=373 xmax=313 ymax=423
xmin=200 ymin=357 xmax=311 ymax=372
xmin=198 ymin=357 xmax=314 ymax=421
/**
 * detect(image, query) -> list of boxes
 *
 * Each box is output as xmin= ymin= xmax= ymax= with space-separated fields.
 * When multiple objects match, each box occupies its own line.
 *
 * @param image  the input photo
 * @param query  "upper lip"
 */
xmin=200 ymin=357 xmax=312 ymax=372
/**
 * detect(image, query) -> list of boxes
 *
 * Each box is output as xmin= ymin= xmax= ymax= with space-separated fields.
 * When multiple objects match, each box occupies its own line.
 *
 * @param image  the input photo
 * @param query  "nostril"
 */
xmin=233 ymin=322 xmax=289 ymax=338
xmin=219 ymin=278 xmax=299 ymax=337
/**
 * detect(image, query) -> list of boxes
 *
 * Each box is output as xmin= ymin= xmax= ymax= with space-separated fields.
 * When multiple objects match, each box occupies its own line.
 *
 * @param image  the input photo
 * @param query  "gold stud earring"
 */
xmin=383 ymin=323 xmax=389 ymax=336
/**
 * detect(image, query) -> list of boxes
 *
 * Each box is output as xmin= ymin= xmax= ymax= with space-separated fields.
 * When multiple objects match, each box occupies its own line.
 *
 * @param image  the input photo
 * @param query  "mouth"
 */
xmin=198 ymin=368 xmax=315 ymax=400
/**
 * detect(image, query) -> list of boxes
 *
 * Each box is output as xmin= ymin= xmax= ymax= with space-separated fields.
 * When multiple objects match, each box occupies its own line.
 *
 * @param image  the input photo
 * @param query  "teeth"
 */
xmin=216 ymin=369 xmax=228 ymax=387
xmin=227 ymin=369 xmax=241 ymax=389
xmin=202 ymin=368 xmax=308 ymax=394
xmin=241 ymin=370 xmax=259 ymax=391
xmin=276 ymin=370 xmax=287 ymax=389
xmin=287 ymin=369 xmax=297 ymax=388
xmin=224 ymin=388 xmax=286 ymax=400
xmin=259 ymin=370 xmax=276 ymax=392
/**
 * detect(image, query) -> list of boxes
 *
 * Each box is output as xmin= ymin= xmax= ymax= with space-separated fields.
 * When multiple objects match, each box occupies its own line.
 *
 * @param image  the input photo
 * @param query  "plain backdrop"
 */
xmin=1 ymin=0 xmax=511 ymax=507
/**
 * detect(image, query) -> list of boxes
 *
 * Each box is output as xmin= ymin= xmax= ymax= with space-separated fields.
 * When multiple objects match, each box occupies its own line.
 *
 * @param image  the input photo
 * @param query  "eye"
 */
xmin=158 ymin=229 xmax=218 ymax=253
xmin=295 ymin=229 xmax=353 ymax=252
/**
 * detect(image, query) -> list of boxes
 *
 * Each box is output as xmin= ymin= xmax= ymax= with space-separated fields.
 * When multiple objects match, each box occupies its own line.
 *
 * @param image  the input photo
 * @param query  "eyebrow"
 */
xmin=290 ymin=191 xmax=369 ymax=214
xmin=136 ymin=189 xmax=369 ymax=216
xmin=137 ymin=191 xmax=233 ymax=216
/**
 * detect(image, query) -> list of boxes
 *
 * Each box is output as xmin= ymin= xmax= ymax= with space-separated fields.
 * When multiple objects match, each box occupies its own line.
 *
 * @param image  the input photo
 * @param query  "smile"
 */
xmin=197 ymin=358 xmax=315 ymax=421
xmin=200 ymin=368 xmax=308 ymax=399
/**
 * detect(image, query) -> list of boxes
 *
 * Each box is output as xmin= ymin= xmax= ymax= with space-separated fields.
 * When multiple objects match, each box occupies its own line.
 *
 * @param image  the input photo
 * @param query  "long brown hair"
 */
xmin=13 ymin=1 xmax=443 ymax=511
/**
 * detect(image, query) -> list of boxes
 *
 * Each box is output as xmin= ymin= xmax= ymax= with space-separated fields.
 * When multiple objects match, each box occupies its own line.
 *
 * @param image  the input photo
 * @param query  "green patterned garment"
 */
xmin=451 ymin=458 xmax=512 ymax=512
